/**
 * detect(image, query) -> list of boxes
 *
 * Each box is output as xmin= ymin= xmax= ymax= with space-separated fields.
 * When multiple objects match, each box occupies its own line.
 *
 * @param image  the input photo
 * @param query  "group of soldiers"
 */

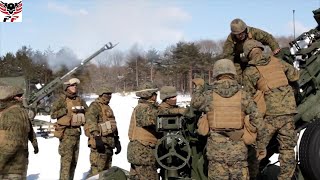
xmin=0 ymin=18 xmax=299 ymax=180
xmin=126 ymin=18 xmax=299 ymax=180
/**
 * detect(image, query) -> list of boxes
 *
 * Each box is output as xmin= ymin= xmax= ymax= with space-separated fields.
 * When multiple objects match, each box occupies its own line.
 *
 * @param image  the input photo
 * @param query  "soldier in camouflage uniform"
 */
xmin=191 ymin=59 xmax=265 ymax=180
xmin=242 ymin=40 xmax=299 ymax=180
xmin=50 ymin=78 xmax=88 ymax=180
xmin=159 ymin=86 xmax=186 ymax=114
xmin=84 ymin=87 xmax=121 ymax=178
xmin=127 ymin=82 xmax=159 ymax=180
xmin=222 ymin=18 xmax=280 ymax=84
xmin=0 ymin=86 xmax=38 ymax=180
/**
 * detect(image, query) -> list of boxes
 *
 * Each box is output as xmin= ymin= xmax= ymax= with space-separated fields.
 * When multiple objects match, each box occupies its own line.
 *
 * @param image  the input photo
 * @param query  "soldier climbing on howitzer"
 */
xmin=50 ymin=78 xmax=88 ymax=180
xmin=127 ymin=82 xmax=160 ymax=180
xmin=0 ymin=85 xmax=39 ymax=180
xmin=242 ymin=39 xmax=299 ymax=180
xmin=190 ymin=59 xmax=266 ymax=180
xmin=222 ymin=18 xmax=280 ymax=84
xmin=84 ymin=87 xmax=121 ymax=178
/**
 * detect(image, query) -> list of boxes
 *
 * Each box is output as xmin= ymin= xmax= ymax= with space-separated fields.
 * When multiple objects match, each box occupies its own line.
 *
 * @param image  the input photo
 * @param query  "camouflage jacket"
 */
xmin=85 ymin=97 xmax=116 ymax=136
xmin=243 ymin=54 xmax=299 ymax=116
xmin=0 ymin=101 xmax=37 ymax=150
xmin=222 ymin=26 xmax=280 ymax=63
xmin=191 ymin=79 xmax=265 ymax=145
xmin=135 ymin=99 xmax=159 ymax=128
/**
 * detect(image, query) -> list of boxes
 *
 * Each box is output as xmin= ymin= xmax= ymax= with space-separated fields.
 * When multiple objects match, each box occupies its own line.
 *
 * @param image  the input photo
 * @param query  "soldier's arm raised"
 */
xmin=251 ymin=27 xmax=280 ymax=52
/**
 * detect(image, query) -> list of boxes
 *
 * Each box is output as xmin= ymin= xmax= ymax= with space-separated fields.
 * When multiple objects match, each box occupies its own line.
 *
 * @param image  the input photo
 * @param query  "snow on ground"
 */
xmin=27 ymin=93 xmax=191 ymax=180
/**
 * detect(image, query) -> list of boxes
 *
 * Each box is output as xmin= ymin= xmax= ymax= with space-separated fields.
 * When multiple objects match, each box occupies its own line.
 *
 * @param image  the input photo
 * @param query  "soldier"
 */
xmin=84 ymin=87 xmax=121 ymax=178
xmin=242 ymin=39 xmax=299 ymax=180
xmin=127 ymin=82 xmax=159 ymax=180
xmin=222 ymin=18 xmax=280 ymax=84
xmin=159 ymin=86 xmax=185 ymax=113
xmin=50 ymin=78 xmax=88 ymax=180
xmin=191 ymin=59 xmax=265 ymax=180
xmin=0 ymin=85 xmax=38 ymax=180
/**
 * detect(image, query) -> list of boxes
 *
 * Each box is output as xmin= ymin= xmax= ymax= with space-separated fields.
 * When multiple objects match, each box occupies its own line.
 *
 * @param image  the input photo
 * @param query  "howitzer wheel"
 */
xmin=155 ymin=134 xmax=191 ymax=171
xmin=299 ymin=119 xmax=320 ymax=180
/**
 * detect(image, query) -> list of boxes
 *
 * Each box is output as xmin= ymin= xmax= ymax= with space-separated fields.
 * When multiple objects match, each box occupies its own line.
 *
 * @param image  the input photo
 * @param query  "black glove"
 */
xmin=114 ymin=136 xmax=121 ymax=155
xmin=95 ymin=136 xmax=105 ymax=153
xmin=34 ymin=146 xmax=39 ymax=154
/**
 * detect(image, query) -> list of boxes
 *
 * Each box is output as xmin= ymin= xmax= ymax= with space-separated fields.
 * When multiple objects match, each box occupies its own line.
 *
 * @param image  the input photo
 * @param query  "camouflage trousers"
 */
xmin=58 ymin=134 xmax=80 ymax=180
xmin=127 ymin=141 xmax=158 ymax=180
xmin=207 ymin=132 xmax=249 ymax=180
xmin=86 ymin=147 xmax=113 ymax=178
xmin=0 ymin=147 xmax=28 ymax=176
xmin=263 ymin=115 xmax=296 ymax=180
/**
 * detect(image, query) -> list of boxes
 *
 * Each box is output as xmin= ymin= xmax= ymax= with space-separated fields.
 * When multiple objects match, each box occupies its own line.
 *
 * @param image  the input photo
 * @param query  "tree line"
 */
xmin=0 ymin=36 xmax=293 ymax=95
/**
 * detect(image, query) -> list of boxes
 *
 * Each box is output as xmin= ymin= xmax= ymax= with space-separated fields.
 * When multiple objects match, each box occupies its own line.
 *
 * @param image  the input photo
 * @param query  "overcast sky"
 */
xmin=0 ymin=0 xmax=319 ymax=58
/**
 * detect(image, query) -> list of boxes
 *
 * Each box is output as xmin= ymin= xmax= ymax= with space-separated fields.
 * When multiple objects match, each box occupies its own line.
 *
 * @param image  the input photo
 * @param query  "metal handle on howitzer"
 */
xmin=26 ymin=42 xmax=118 ymax=110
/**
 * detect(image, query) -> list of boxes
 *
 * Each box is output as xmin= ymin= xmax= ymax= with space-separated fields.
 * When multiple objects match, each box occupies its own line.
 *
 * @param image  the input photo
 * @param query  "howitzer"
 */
xmin=25 ymin=42 xmax=118 ymax=118
xmin=155 ymin=109 xmax=207 ymax=180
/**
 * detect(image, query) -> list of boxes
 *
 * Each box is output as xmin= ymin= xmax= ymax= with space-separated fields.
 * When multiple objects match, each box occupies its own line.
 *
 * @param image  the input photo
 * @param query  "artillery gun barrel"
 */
xmin=27 ymin=42 xmax=118 ymax=109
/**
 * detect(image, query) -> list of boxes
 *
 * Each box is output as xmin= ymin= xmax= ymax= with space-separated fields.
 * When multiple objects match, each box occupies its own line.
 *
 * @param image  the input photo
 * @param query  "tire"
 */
xmin=299 ymin=119 xmax=320 ymax=180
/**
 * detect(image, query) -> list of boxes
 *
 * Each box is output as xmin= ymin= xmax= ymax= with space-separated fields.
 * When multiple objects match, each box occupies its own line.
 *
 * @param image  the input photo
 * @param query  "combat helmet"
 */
xmin=136 ymin=82 xmax=158 ymax=98
xmin=0 ymin=85 xmax=24 ymax=101
xmin=63 ymin=78 xmax=80 ymax=90
xmin=97 ymin=87 xmax=114 ymax=96
xmin=230 ymin=18 xmax=247 ymax=34
xmin=212 ymin=59 xmax=237 ymax=80
xmin=243 ymin=39 xmax=264 ymax=58
xmin=160 ymin=86 xmax=177 ymax=100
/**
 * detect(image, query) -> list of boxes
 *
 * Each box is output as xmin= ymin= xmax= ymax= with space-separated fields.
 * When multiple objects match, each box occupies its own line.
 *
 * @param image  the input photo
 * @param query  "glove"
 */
xmin=34 ymin=146 xmax=39 ymax=154
xmin=114 ymin=136 xmax=121 ymax=155
xmin=256 ymin=148 xmax=267 ymax=161
xmin=95 ymin=136 xmax=105 ymax=153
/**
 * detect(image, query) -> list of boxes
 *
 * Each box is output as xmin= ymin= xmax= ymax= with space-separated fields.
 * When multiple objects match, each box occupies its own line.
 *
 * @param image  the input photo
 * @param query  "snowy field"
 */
xmin=26 ymin=93 xmax=191 ymax=180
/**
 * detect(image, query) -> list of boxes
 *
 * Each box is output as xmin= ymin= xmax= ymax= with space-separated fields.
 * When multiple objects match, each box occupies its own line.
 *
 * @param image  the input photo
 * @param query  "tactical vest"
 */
xmin=97 ymin=102 xmax=116 ymax=137
xmin=207 ymin=91 xmax=244 ymax=130
xmin=57 ymin=96 xmax=85 ymax=127
xmin=128 ymin=109 xmax=158 ymax=146
xmin=256 ymin=56 xmax=288 ymax=92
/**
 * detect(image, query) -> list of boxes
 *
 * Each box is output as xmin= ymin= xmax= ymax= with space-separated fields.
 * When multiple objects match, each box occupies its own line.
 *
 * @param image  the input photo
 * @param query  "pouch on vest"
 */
xmin=225 ymin=130 xmax=244 ymax=141
xmin=57 ymin=115 xmax=71 ymax=126
xmin=71 ymin=113 xmax=85 ymax=127
xmin=242 ymin=115 xmax=257 ymax=145
xmin=99 ymin=121 xmax=113 ymax=136
xmin=53 ymin=123 xmax=65 ymax=139
xmin=253 ymin=90 xmax=266 ymax=116
xmin=197 ymin=114 xmax=209 ymax=136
